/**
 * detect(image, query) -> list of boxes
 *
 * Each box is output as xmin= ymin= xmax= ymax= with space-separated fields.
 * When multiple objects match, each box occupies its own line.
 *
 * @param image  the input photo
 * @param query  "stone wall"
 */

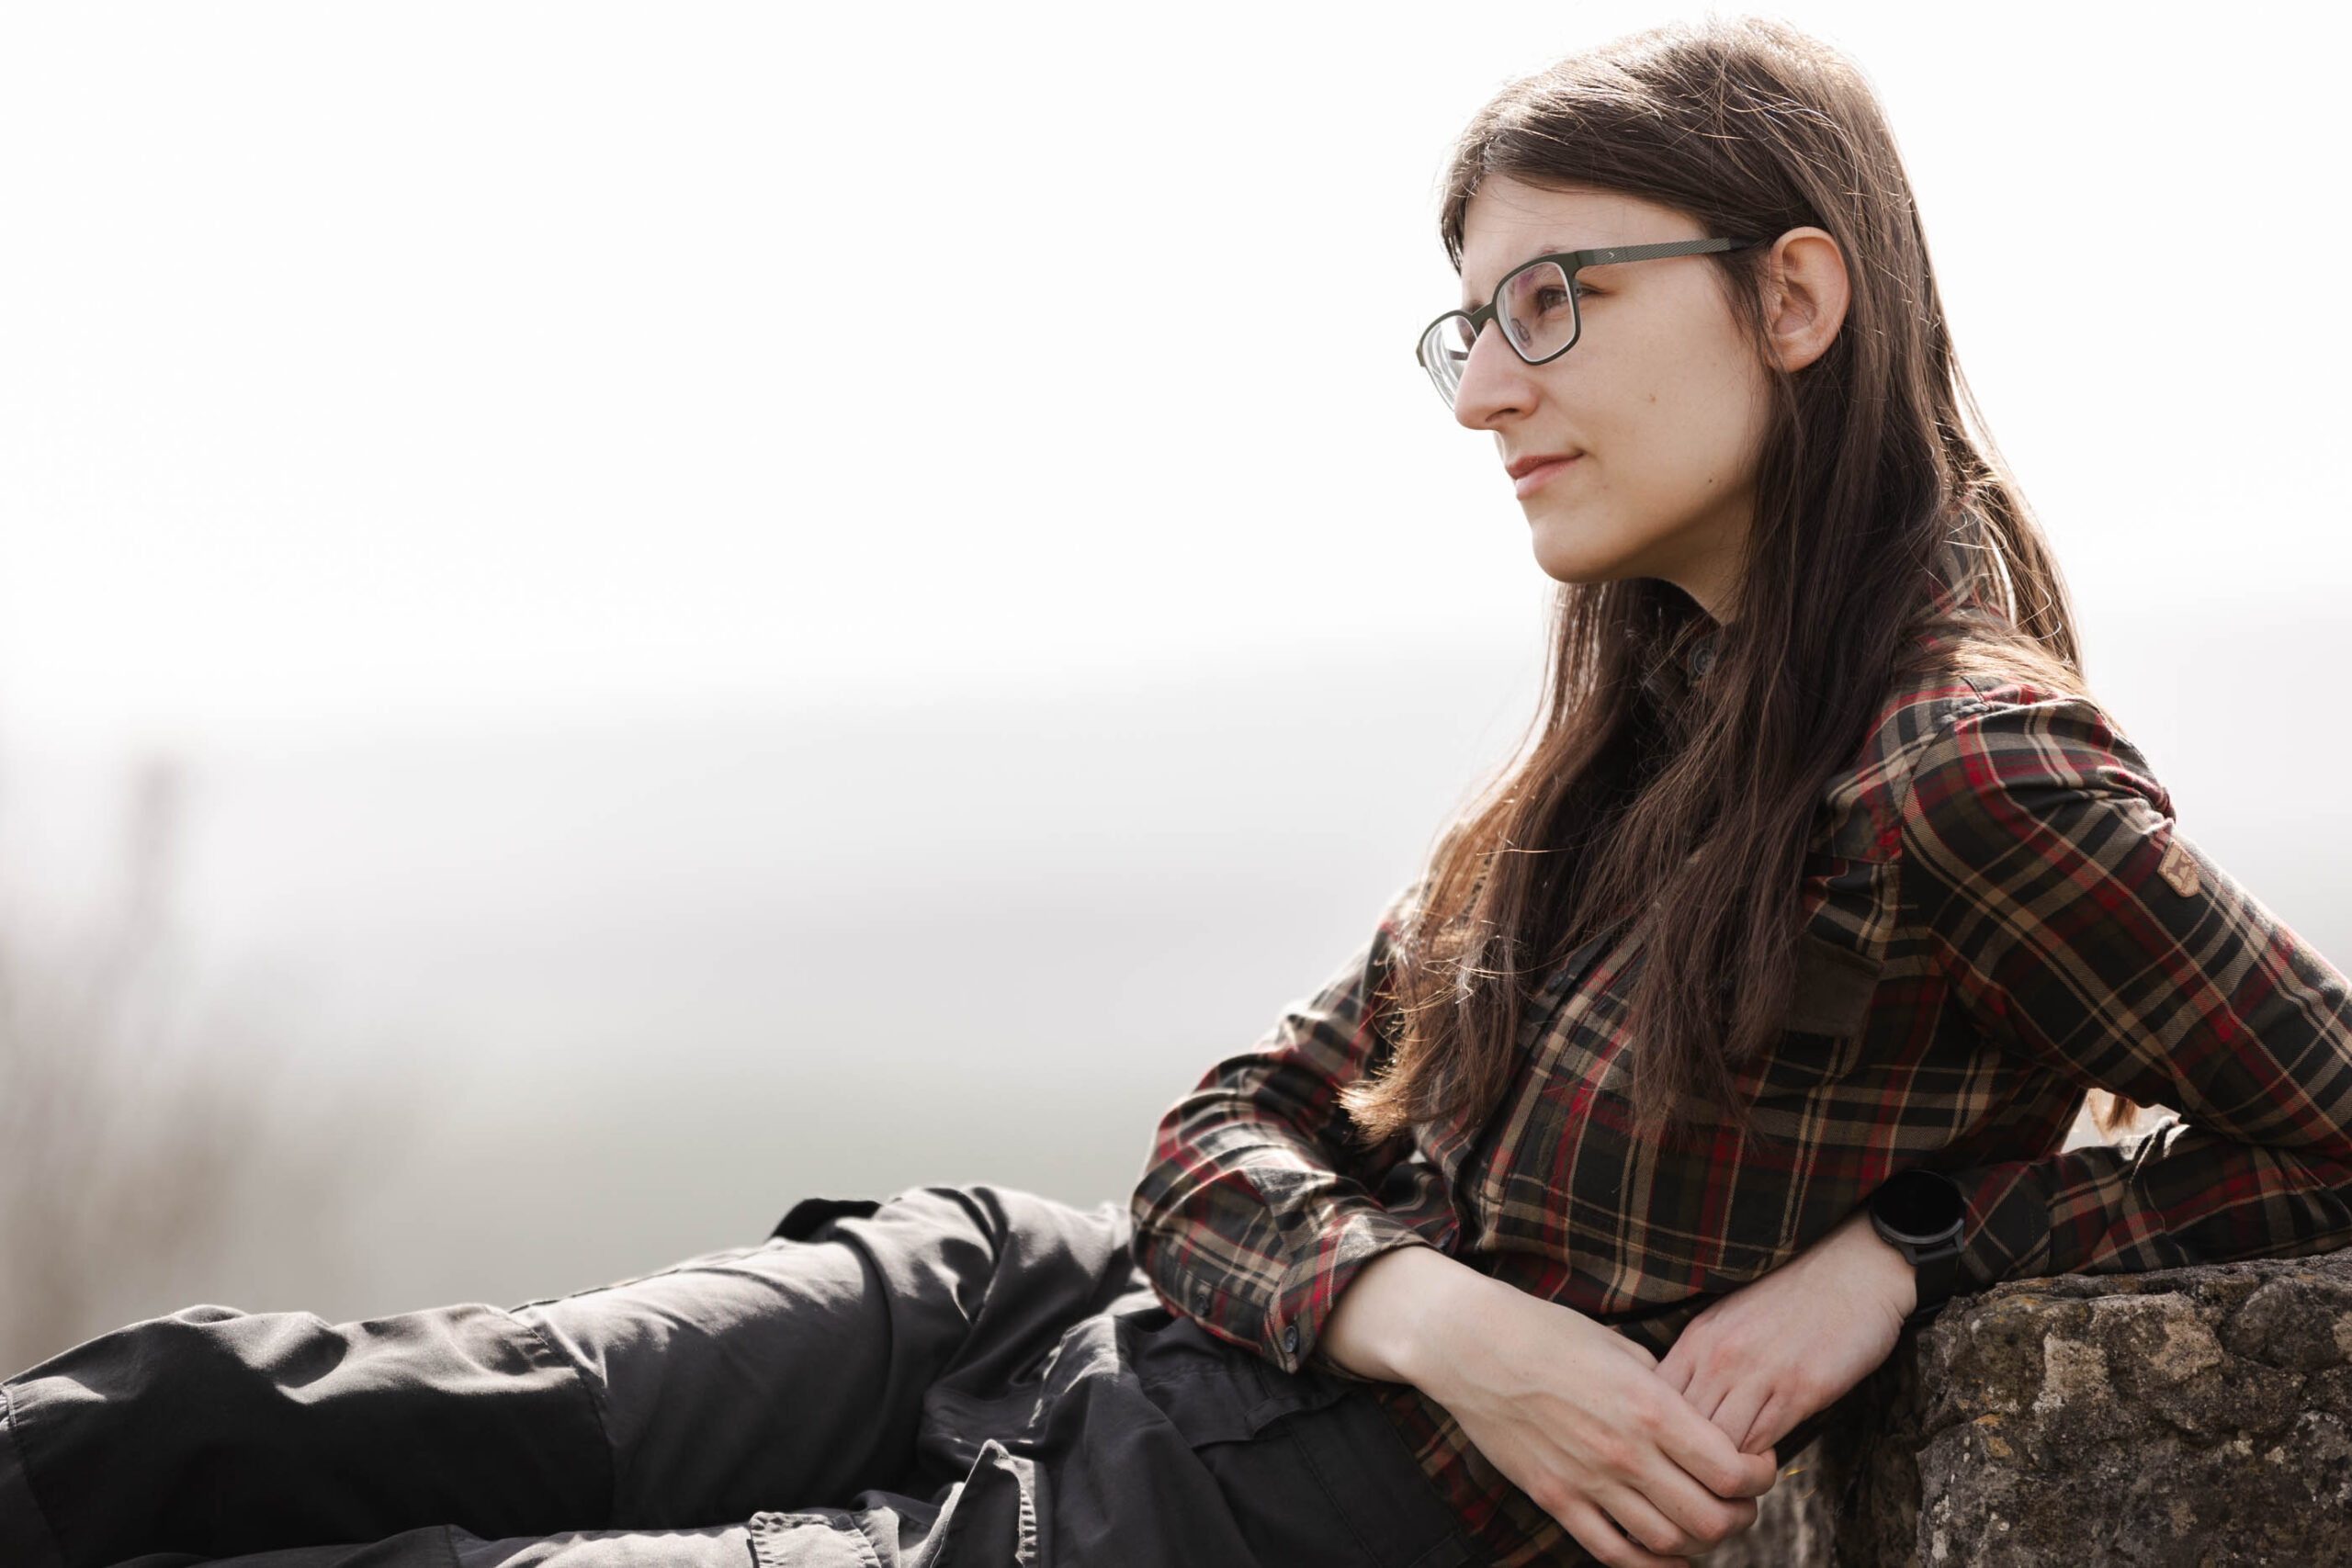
xmin=1700 ymin=1249 xmax=2352 ymax=1567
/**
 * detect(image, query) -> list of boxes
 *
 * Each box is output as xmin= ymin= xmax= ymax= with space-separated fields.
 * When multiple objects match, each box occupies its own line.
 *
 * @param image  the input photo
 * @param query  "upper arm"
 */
xmin=1896 ymin=692 xmax=2352 ymax=1156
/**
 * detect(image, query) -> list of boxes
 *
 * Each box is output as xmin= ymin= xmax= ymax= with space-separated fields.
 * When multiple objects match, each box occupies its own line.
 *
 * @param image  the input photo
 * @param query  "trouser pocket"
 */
xmin=1130 ymin=1316 xmax=1476 ymax=1568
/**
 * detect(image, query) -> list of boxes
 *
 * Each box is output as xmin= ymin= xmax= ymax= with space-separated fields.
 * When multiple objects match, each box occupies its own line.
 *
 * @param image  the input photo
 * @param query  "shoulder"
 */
xmin=1908 ymin=674 xmax=2168 ymax=814
xmin=1817 ymin=655 xmax=2173 ymax=863
xmin=1864 ymin=668 xmax=2188 ymax=941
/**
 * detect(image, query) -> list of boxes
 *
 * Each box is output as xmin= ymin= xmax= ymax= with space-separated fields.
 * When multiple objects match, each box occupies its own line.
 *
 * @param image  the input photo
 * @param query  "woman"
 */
xmin=6 ymin=16 xmax=2348 ymax=1568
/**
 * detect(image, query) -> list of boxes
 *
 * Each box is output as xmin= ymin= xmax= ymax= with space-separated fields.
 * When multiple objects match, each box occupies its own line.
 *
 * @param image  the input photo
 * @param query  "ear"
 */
xmin=1760 ymin=226 xmax=1849 ymax=374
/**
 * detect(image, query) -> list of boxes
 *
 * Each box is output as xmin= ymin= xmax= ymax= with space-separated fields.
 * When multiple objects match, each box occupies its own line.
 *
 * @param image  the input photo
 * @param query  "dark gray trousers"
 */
xmin=0 ymin=1185 xmax=1477 ymax=1568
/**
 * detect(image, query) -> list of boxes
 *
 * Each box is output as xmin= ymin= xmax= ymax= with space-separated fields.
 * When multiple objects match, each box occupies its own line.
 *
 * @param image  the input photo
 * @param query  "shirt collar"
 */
xmin=1658 ymin=531 xmax=1998 ymax=692
xmin=1653 ymin=618 xmax=1723 ymax=696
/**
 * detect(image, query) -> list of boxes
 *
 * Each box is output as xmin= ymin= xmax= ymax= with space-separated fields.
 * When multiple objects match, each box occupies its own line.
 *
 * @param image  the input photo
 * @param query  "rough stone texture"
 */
xmin=1697 ymin=1248 xmax=2352 ymax=1567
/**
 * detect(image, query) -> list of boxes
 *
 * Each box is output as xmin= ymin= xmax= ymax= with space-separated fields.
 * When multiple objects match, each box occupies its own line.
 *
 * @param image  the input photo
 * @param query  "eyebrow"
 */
xmin=1460 ymin=243 xmax=1600 ymax=310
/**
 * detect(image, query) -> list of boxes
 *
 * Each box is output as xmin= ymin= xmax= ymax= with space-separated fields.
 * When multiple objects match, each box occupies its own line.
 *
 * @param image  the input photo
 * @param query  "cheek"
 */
xmin=1622 ymin=357 xmax=1764 ymax=500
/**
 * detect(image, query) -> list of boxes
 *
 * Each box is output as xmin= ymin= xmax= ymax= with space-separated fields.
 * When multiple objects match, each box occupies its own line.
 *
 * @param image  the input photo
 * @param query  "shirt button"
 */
xmin=1282 ymin=1325 xmax=1300 ymax=1357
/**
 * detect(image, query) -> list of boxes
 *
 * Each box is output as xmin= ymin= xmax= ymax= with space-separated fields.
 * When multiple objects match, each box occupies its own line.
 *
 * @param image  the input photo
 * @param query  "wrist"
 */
xmin=1843 ymin=1208 xmax=1920 ymax=1319
xmin=1390 ymin=1251 xmax=1497 ymax=1398
xmin=1322 ymin=1244 xmax=1481 ymax=1392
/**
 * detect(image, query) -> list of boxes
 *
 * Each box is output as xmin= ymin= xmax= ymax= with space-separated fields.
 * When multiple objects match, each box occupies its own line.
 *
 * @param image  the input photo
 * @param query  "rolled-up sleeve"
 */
xmin=1128 ymin=890 xmax=1457 ymax=1375
xmin=1898 ymin=689 xmax=2352 ymax=1290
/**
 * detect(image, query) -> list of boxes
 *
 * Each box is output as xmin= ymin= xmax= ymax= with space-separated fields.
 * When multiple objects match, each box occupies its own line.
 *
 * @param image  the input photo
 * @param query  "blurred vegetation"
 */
xmin=0 ymin=757 xmax=357 ymax=1374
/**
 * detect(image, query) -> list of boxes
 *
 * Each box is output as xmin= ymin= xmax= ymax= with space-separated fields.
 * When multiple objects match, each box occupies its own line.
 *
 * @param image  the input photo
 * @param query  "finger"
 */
xmin=1626 ymin=1454 xmax=1760 ymax=1549
xmin=1659 ymin=1319 xmax=1729 ymax=1409
xmin=1558 ymin=1498 xmax=1687 ymax=1568
xmin=1656 ymin=1313 xmax=1710 ymax=1385
xmin=1656 ymin=1401 xmax=1781 ymax=1500
xmin=1709 ymin=1378 xmax=1770 ymax=1456
xmin=1592 ymin=1481 xmax=1716 ymax=1561
xmin=1743 ymin=1390 xmax=1796 ymax=1457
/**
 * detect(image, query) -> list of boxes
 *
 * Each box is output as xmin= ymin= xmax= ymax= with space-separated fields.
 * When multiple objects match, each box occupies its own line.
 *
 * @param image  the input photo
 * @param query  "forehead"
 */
xmin=1458 ymin=177 xmax=1703 ymax=300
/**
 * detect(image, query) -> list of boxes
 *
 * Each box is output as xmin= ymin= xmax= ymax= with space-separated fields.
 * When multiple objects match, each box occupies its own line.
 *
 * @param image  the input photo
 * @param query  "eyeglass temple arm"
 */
xmin=1568 ymin=237 xmax=1758 ymax=267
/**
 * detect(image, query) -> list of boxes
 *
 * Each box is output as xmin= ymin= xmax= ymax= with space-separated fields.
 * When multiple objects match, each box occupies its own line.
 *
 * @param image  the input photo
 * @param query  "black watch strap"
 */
xmin=1901 ymin=1235 xmax=1965 ymax=1320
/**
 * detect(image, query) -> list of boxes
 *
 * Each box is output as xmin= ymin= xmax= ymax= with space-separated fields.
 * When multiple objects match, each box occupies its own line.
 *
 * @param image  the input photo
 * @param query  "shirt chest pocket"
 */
xmin=1738 ymin=853 xmax=1898 ymax=1112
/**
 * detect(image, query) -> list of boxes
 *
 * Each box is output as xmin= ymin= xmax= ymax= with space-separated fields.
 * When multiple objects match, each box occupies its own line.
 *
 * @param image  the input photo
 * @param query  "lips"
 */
xmin=1506 ymin=452 xmax=1582 ymax=499
xmin=1504 ymin=451 xmax=1580 ymax=479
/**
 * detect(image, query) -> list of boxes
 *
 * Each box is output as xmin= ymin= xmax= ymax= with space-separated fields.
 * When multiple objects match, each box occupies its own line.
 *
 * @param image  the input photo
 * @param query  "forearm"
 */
xmin=1903 ymin=696 xmax=2352 ymax=1293
xmin=1316 ymin=1239 xmax=1474 ymax=1388
xmin=1954 ymin=1124 xmax=2352 ymax=1290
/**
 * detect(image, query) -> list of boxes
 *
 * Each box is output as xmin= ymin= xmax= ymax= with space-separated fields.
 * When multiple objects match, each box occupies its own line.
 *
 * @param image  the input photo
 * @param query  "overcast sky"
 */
xmin=0 ymin=2 xmax=2342 ymax=749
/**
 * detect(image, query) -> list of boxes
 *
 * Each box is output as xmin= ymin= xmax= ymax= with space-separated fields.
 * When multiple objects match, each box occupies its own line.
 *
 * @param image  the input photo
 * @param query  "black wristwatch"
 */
xmin=1866 ymin=1169 xmax=1968 ymax=1320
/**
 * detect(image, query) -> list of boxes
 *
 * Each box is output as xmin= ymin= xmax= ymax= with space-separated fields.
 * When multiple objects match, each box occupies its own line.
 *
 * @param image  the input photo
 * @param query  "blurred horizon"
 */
xmin=4 ymin=593 xmax=2346 ymax=1357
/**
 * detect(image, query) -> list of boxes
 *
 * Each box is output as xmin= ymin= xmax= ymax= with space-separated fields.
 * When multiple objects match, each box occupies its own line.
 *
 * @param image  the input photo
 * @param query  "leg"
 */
xmin=97 ymin=1524 xmax=762 ymax=1568
xmin=0 ymin=1185 xmax=1143 ymax=1568
xmin=100 ymin=1520 xmax=828 ymax=1568
xmin=518 ymin=1185 xmax=1143 ymax=1523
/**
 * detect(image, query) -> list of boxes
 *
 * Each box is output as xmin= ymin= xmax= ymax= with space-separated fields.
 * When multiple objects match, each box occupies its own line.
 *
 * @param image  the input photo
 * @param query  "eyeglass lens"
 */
xmin=1500 ymin=260 xmax=1578 ymax=360
xmin=1419 ymin=259 xmax=1580 ymax=407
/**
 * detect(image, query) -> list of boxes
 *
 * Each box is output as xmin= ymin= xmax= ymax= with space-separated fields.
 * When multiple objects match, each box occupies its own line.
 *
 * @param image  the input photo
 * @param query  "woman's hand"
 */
xmin=1322 ymin=1247 xmax=1780 ymax=1567
xmin=1657 ymin=1210 xmax=1916 ymax=1458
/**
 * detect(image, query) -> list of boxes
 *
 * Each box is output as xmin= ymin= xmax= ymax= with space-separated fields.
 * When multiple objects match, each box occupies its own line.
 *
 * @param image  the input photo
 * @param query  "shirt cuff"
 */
xmin=1261 ymin=1207 xmax=1445 ymax=1376
xmin=1949 ymin=1158 xmax=2056 ymax=1294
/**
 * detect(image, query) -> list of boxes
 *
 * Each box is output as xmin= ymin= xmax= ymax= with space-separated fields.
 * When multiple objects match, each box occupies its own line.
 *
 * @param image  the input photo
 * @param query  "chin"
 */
xmin=1526 ymin=523 xmax=1640 ymax=588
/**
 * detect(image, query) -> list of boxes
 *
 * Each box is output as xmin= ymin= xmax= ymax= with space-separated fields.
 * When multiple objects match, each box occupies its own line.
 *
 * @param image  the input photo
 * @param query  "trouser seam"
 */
xmin=0 ymin=1383 xmax=66 ymax=1568
xmin=749 ymin=1512 xmax=883 ymax=1568
xmin=1286 ymin=1408 xmax=1389 ymax=1567
xmin=504 ymin=1308 xmax=622 ymax=1523
xmin=1295 ymin=1389 xmax=1482 ymax=1568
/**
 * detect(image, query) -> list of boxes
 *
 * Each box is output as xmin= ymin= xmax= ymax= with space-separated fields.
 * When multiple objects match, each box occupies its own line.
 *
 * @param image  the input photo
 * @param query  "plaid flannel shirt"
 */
xmin=1127 ymin=571 xmax=2352 ymax=1565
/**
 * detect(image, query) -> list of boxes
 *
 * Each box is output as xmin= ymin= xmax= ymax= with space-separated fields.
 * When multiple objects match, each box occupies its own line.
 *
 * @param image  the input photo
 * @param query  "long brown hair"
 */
xmin=1343 ymin=17 xmax=2102 ymax=1144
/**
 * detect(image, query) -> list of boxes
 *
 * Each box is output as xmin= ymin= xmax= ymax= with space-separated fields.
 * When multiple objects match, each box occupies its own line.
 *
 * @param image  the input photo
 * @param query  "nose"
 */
xmin=1449 ymin=318 xmax=1540 ymax=432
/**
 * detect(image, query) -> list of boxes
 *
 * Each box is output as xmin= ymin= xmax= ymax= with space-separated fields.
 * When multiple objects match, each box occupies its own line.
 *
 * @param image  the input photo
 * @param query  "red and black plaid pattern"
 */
xmin=1128 ymin=582 xmax=2352 ymax=1565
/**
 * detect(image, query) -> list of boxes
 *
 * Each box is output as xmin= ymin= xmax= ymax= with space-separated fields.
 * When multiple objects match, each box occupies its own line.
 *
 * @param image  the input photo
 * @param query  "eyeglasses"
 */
xmin=1415 ymin=237 xmax=1762 ymax=409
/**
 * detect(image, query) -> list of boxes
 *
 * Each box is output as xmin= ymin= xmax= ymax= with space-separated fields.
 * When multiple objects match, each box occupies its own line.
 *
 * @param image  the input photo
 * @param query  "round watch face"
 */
xmin=1871 ymin=1168 xmax=1965 ymax=1244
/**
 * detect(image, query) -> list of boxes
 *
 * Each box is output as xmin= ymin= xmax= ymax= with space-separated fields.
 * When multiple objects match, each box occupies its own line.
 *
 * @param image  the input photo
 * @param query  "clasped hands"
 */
xmin=1318 ymin=1210 xmax=1916 ymax=1568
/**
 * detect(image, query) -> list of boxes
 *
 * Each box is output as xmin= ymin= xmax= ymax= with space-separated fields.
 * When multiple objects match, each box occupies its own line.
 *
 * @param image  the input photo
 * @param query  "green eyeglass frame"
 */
xmin=1415 ymin=236 xmax=1764 ymax=407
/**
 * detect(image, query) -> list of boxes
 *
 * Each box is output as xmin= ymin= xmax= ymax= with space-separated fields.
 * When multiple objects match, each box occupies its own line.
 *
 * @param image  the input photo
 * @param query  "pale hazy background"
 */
xmin=0 ymin=2 xmax=2344 ymax=1368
